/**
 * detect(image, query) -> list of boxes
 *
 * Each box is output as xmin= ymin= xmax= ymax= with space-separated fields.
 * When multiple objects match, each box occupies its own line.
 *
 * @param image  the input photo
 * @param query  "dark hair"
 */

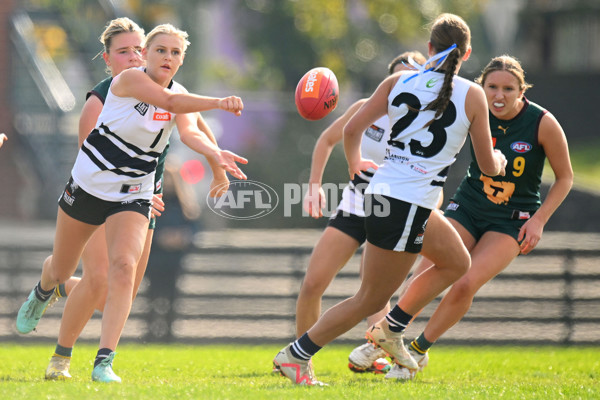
xmin=423 ymin=13 xmax=471 ymax=126
xmin=388 ymin=51 xmax=426 ymax=75
xmin=475 ymin=55 xmax=533 ymax=92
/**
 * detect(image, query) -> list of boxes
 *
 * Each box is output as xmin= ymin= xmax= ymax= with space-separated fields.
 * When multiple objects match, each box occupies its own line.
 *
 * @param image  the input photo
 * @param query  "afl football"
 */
xmin=295 ymin=67 xmax=339 ymax=120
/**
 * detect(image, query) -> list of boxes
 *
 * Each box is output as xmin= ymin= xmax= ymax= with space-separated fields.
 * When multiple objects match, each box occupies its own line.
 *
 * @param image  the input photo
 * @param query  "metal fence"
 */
xmin=1 ymin=230 xmax=599 ymax=345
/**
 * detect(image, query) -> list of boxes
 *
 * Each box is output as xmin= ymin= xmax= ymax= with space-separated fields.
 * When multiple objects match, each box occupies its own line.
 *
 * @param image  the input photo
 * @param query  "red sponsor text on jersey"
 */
xmin=153 ymin=112 xmax=171 ymax=121
xmin=127 ymin=183 xmax=142 ymax=194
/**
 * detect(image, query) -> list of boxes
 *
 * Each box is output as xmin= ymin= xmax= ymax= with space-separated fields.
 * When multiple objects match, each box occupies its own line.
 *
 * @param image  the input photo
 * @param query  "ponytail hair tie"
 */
xmin=403 ymin=44 xmax=457 ymax=88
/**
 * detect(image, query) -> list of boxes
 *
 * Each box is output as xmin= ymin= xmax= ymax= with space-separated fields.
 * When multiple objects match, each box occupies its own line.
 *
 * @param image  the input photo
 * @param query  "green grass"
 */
xmin=566 ymin=142 xmax=600 ymax=190
xmin=1 ymin=343 xmax=599 ymax=399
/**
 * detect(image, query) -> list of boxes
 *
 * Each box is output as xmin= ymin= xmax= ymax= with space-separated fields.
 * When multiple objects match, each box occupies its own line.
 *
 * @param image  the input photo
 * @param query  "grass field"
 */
xmin=569 ymin=143 xmax=600 ymax=191
xmin=1 ymin=343 xmax=599 ymax=399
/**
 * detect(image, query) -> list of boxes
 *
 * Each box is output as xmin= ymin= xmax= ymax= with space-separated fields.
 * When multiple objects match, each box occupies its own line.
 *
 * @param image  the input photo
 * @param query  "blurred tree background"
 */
xmin=3 ymin=0 xmax=599 ymax=230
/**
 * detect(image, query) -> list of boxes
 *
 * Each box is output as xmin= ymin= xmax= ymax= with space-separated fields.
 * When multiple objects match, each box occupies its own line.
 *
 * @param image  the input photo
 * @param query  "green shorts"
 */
xmin=443 ymin=201 xmax=532 ymax=243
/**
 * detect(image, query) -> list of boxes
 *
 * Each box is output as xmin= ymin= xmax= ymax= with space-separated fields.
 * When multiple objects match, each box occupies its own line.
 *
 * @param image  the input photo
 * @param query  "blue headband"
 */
xmin=402 ymin=44 xmax=458 ymax=87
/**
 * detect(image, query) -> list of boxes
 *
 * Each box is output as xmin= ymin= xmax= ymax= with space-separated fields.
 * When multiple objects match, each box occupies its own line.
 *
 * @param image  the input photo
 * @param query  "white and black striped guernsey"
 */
xmin=72 ymin=67 xmax=187 ymax=202
xmin=366 ymin=71 xmax=472 ymax=210
xmin=333 ymin=115 xmax=390 ymax=218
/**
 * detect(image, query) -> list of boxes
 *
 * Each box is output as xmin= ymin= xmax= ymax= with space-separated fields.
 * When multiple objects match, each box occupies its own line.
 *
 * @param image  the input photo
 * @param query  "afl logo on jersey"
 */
xmin=511 ymin=141 xmax=532 ymax=153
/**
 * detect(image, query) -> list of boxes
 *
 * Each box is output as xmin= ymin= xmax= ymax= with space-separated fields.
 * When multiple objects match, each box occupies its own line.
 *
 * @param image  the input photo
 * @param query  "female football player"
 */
xmin=43 ymin=18 xmax=232 ymax=381
xmin=392 ymin=55 xmax=573 ymax=380
xmin=295 ymin=51 xmax=427 ymax=376
xmin=274 ymin=13 xmax=506 ymax=385
xmin=17 ymin=23 xmax=247 ymax=383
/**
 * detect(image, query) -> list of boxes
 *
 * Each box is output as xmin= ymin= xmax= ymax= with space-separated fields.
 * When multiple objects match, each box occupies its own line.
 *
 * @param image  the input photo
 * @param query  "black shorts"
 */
xmin=58 ymin=177 xmax=152 ymax=225
xmin=364 ymin=194 xmax=431 ymax=254
xmin=327 ymin=211 xmax=367 ymax=244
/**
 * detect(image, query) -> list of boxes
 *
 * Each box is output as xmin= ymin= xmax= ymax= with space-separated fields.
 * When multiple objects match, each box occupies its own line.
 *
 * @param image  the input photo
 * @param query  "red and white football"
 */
xmin=295 ymin=67 xmax=339 ymax=121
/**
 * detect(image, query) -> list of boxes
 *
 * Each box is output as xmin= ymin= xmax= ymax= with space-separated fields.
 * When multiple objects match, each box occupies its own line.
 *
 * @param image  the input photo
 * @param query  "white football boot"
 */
xmin=348 ymin=342 xmax=391 ymax=374
xmin=365 ymin=320 xmax=418 ymax=371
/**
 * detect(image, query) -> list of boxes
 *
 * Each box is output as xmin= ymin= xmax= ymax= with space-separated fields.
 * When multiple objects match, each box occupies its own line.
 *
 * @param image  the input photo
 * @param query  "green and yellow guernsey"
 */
xmin=451 ymin=97 xmax=547 ymax=219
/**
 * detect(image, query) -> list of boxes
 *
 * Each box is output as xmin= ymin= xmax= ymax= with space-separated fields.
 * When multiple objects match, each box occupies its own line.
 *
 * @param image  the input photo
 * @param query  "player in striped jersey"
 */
xmin=390 ymin=55 xmax=573 ymax=380
xmin=275 ymin=13 xmax=507 ymax=385
xmin=292 ymin=52 xmax=427 ymax=376
xmin=43 ymin=16 xmax=147 ymax=382
xmin=44 ymin=18 xmax=232 ymax=381
xmin=17 ymin=23 xmax=247 ymax=383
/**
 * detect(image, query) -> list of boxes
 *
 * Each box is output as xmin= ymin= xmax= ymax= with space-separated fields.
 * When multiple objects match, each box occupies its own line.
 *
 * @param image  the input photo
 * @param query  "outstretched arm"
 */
xmin=305 ymin=99 xmax=367 ymax=218
xmin=195 ymin=113 xmax=231 ymax=197
xmin=344 ymin=77 xmax=395 ymax=179
xmin=176 ymin=113 xmax=247 ymax=181
xmin=112 ymin=68 xmax=243 ymax=116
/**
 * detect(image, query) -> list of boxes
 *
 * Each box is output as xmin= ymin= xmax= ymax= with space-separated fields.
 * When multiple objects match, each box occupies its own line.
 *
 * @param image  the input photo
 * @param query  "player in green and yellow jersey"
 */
xmin=386 ymin=55 xmax=573 ymax=380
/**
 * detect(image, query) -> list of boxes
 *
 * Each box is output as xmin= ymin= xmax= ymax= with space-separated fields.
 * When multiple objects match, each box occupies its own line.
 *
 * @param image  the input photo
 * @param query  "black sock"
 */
xmin=94 ymin=348 xmax=113 ymax=367
xmin=54 ymin=344 xmax=73 ymax=358
xmin=34 ymin=281 xmax=54 ymax=302
xmin=289 ymin=333 xmax=321 ymax=360
xmin=386 ymin=305 xmax=413 ymax=333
